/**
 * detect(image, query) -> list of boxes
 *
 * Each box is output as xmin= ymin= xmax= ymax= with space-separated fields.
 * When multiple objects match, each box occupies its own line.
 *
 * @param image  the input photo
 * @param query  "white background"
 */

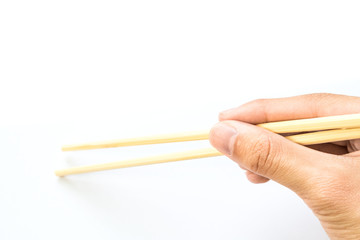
xmin=0 ymin=0 xmax=359 ymax=239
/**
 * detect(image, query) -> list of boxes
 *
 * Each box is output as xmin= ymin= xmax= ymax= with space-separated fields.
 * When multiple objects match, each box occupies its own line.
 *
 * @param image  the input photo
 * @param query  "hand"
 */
xmin=209 ymin=93 xmax=360 ymax=240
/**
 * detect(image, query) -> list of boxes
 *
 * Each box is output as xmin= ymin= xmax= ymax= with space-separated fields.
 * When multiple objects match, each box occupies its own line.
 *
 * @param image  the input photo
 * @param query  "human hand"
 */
xmin=209 ymin=93 xmax=360 ymax=240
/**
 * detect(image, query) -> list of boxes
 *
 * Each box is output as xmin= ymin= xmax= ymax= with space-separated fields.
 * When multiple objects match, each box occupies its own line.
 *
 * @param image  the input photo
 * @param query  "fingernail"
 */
xmin=210 ymin=123 xmax=238 ymax=155
xmin=219 ymin=108 xmax=236 ymax=118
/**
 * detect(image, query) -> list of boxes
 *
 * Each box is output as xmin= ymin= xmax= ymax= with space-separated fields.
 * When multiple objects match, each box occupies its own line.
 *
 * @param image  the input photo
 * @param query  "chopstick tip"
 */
xmin=54 ymin=170 xmax=65 ymax=177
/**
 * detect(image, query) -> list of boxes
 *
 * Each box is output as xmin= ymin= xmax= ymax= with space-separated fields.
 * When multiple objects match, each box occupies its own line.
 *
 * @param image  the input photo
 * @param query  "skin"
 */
xmin=209 ymin=93 xmax=360 ymax=240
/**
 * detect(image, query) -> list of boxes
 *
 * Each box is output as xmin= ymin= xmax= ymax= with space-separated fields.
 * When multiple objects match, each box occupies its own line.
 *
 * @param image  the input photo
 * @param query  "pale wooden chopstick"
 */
xmin=286 ymin=127 xmax=360 ymax=145
xmin=62 ymin=131 xmax=209 ymax=151
xmin=56 ymin=127 xmax=360 ymax=177
xmin=56 ymin=113 xmax=360 ymax=176
xmin=55 ymin=148 xmax=222 ymax=177
xmin=259 ymin=113 xmax=360 ymax=133
xmin=62 ymin=113 xmax=360 ymax=151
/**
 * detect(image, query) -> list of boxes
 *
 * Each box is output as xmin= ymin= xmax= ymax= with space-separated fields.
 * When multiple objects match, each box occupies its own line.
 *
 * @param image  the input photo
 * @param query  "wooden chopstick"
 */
xmin=56 ymin=113 xmax=360 ymax=176
xmin=62 ymin=113 xmax=360 ymax=151
xmin=258 ymin=113 xmax=360 ymax=133
xmin=55 ymin=148 xmax=222 ymax=177
xmin=56 ymin=127 xmax=360 ymax=177
xmin=286 ymin=127 xmax=360 ymax=145
xmin=62 ymin=131 xmax=209 ymax=151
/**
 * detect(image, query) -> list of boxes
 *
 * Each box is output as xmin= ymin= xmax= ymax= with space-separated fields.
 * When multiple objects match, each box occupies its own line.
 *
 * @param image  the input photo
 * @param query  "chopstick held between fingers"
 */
xmin=56 ymin=113 xmax=360 ymax=176
xmin=62 ymin=113 xmax=360 ymax=152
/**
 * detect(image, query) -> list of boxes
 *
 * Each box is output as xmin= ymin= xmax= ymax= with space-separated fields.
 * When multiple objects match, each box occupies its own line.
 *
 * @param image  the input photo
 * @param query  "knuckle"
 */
xmin=249 ymin=99 xmax=267 ymax=108
xmin=302 ymin=93 xmax=335 ymax=117
xmin=250 ymin=98 xmax=272 ymax=122
xmin=246 ymin=134 xmax=279 ymax=176
xmin=246 ymin=99 xmax=270 ymax=122
xmin=307 ymin=92 xmax=334 ymax=100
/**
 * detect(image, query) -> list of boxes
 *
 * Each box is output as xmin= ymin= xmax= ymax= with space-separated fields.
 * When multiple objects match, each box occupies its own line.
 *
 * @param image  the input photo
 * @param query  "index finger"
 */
xmin=220 ymin=93 xmax=360 ymax=124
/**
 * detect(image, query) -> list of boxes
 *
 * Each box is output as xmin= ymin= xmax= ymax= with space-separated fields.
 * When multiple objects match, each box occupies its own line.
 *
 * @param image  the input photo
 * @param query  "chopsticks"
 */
xmin=55 ymin=113 xmax=360 ymax=177
xmin=56 ymin=148 xmax=222 ymax=177
xmin=257 ymin=113 xmax=360 ymax=133
xmin=61 ymin=131 xmax=210 ymax=151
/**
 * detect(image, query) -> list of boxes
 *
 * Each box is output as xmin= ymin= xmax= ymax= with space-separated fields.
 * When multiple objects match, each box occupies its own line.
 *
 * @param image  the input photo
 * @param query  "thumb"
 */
xmin=209 ymin=120 xmax=333 ymax=192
